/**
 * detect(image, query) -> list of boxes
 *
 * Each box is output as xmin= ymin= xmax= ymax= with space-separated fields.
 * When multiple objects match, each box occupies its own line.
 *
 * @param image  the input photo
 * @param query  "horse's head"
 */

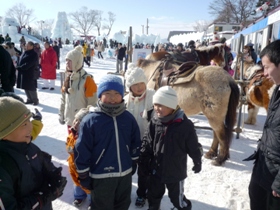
xmin=210 ymin=44 xmax=225 ymax=67
xmin=196 ymin=44 xmax=225 ymax=66
xmin=145 ymin=51 xmax=170 ymax=61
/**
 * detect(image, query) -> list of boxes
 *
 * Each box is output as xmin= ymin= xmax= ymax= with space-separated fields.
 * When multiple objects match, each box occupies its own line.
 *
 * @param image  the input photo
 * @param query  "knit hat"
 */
xmin=0 ymin=97 xmax=32 ymax=139
xmin=153 ymin=86 xmax=178 ymax=109
xmin=97 ymin=75 xmax=124 ymax=98
xmin=74 ymin=107 xmax=89 ymax=121
xmin=125 ymin=63 xmax=147 ymax=90
xmin=65 ymin=45 xmax=83 ymax=71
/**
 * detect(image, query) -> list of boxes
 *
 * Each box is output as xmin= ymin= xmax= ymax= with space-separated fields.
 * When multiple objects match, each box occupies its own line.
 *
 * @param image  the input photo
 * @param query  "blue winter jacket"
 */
xmin=74 ymin=108 xmax=141 ymax=179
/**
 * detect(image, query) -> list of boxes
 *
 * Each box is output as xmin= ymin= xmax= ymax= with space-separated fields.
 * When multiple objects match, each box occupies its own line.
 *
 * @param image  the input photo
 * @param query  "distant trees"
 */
xmin=3 ymin=3 xmax=117 ymax=38
xmin=42 ymin=19 xmax=54 ymax=32
xmin=192 ymin=20 xmax=211 ymax=33
xmin=94 ymin=10 xmax=103 ymax=36
xmin=207 ymin=0 xmax=280 ymax=28
xmin=68 ymin=7 xmax=116 ymax=37
xmin=5 ymin=3 xmax=35 ymax=28
xmin=32 ymin=19 xmax=54 ymax=36
xmin=102 ymin=12 xmax=116 ymax=36
xmin=68 ymin=7 xmax=98 ymax=37
xmin=208 ymin=0 xmax=257 ymax=25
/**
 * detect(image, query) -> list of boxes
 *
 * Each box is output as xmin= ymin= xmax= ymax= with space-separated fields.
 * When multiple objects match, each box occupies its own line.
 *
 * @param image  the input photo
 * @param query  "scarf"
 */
xmin=97 ymin=100 xmax=126 ymax=117
xmin=157 ymin=106 xmax=180 ymax=123
xmin=62 ymin=67 xmax=83 ymax=94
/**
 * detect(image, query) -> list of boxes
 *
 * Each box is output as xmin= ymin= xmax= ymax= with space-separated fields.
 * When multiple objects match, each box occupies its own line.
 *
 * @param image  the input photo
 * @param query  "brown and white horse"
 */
xmin=145 ymin=44 xmax=225 ymax=66
xmin=137 ymin=59 xmax=240 ymax=166
xmin=240 ymin=63 xmax=275 ymax=124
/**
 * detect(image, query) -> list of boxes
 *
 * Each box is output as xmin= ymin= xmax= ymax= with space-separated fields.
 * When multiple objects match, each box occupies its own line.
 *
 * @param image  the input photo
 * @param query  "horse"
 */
xmin=236 ymin=60 xmax=275 ymax=125
xmin=145 ymin=44 xmax=225 ymax=66
xmin=137 ymin=59 xmax=240 ymax=166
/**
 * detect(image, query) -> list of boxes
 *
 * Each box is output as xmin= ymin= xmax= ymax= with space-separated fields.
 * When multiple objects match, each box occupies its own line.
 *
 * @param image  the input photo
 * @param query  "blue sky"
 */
xmin=0 ymin=0 xmax=214 ymax=38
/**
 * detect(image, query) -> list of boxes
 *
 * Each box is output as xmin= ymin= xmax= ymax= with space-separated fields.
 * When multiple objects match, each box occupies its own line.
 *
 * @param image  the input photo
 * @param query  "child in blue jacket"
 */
xmin=74 ymin=75 xmax=141 ymax=210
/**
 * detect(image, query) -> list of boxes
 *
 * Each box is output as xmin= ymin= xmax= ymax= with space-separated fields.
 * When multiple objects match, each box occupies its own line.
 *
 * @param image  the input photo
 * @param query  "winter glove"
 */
xmin=79 ymin=176 xmax=93 ymax=191
xmin=192 ymin=162 xmax=201 ymax=173
xmin=36 ymin=176 xmax=67 ymax=208
xmin=47 ymin=167 xmax=63 ymax=188
xmin=58 ymin=114 xmax=65 ymax=125
xmin=32 ymin=108 xmax=42 ymax=121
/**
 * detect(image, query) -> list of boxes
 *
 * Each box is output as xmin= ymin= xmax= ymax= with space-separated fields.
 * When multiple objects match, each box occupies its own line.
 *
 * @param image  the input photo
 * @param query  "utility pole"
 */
xmin=146 ymin=18 xmax=149 ymax=35
xmin=141 ymin=25 xmax=144 ymax=34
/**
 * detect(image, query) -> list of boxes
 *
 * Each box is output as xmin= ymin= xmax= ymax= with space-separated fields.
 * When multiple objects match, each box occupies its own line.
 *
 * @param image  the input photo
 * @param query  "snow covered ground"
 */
xmin=14 ymin=46 xmax=266 ymax=210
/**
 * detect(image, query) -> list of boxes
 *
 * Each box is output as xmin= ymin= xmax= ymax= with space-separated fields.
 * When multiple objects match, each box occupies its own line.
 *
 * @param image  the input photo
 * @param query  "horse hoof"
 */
xmin=211 ymin=155 xmax=229 ymax=166
xmin=204 ymin=150 xmax=217 ymax=159
xmin=244 ymin=120 xmax=254 ymax=125
xmin=211 ymin=159 xmax=223 ymax=166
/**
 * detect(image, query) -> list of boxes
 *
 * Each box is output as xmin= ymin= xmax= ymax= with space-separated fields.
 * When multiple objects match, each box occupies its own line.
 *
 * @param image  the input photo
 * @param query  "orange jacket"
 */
xmin=66 ymin=129 xmax=90 ymax=194
xmin=91 ymin=49 xmax=95 ymax=57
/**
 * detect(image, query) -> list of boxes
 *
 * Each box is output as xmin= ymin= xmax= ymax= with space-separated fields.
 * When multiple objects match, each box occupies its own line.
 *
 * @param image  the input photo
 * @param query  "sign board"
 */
xmin=132 ymin=49 xmax=152 ymax=63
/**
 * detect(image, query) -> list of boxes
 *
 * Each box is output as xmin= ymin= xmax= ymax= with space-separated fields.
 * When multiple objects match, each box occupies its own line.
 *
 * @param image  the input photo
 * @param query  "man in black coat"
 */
xmin=52 ymin=41 xmax=60 ymax=69
xmin=16 ymin=41 xmax=39 ymax=105
xmin=115 ymin=43 xmax=126 ymax=73
xmin=0 ymin=45 xmax=16 ymax=92
xmin=246 ymin=40 xmax=280 ymax=210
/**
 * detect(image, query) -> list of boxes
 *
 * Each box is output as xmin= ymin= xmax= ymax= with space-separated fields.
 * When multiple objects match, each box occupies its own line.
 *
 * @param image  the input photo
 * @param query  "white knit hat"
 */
xmin=153 ymin=86 xmax=178 ymax=109
xmin=125 ymin=63 xmax=147 ymax=90
xmin=65 ymin=45 xmax=83 ymax=71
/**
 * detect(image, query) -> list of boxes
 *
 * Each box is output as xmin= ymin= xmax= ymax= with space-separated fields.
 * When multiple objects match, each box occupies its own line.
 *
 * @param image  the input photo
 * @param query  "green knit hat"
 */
xmin=0 ymin=97 xmax=32 ymax=139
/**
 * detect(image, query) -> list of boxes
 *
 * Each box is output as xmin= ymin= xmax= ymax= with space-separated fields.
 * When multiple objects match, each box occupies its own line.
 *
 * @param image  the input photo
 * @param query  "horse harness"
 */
xmin=247 ymin=69 xmax=265 ymax=87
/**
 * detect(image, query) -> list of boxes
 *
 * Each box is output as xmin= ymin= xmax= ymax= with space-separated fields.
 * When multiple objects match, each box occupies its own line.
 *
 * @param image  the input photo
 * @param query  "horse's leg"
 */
xmin=244 ymin=102 xmax=259 ymax=125
xmin=212 ymin=128 xmax=230 ymax=166
xmin=207 ymin=80 xmax=240 ymax=166
xmin=204 ymin=131 xmax=218 ymax=159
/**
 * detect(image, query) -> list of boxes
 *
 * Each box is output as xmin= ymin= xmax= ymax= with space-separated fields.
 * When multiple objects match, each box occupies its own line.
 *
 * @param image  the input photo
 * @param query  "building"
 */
xmin=205 ymin=23 xmax=240 ymax=41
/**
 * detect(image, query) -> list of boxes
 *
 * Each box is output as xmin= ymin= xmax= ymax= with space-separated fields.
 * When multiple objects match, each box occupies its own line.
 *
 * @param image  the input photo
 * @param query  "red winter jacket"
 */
xmin=40 ymin=47 xmax=57 ymax=79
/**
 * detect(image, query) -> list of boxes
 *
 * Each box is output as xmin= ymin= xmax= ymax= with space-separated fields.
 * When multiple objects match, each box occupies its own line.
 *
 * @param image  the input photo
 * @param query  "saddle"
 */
xmin=153 ymin=59 xmax=200 ymax=87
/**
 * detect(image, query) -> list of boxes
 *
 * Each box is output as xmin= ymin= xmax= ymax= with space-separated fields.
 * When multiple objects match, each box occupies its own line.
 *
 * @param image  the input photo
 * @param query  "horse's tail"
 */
xmin=225 ymin=79 xmax=240 ymax=146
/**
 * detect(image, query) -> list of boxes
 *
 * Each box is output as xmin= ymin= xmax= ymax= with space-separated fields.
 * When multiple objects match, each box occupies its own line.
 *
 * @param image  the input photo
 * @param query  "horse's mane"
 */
xmin=196 ymin=43 xmax=224 ymax=53
xmin=137 ymin=58 xmax=157 ymax=68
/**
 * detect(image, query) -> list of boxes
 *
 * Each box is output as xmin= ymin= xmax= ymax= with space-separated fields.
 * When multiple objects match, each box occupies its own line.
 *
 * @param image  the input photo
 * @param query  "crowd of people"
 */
xmin=0 ymin=35 xmax=62 ymax=105
xmin=0 ymin=35 xmax=280 ymax=210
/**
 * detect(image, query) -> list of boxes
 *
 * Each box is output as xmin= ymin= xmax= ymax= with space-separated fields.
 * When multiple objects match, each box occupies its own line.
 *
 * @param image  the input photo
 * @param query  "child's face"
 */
xmin=3 ymin=118 xmax=33 ymax=143
xmin=154 ymin=104 xmax=174 ymax=117
xmin=100 ymin=90 xmax=122 ymax=104
xmin=130 ymin=82 xmax=146 ymax=97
